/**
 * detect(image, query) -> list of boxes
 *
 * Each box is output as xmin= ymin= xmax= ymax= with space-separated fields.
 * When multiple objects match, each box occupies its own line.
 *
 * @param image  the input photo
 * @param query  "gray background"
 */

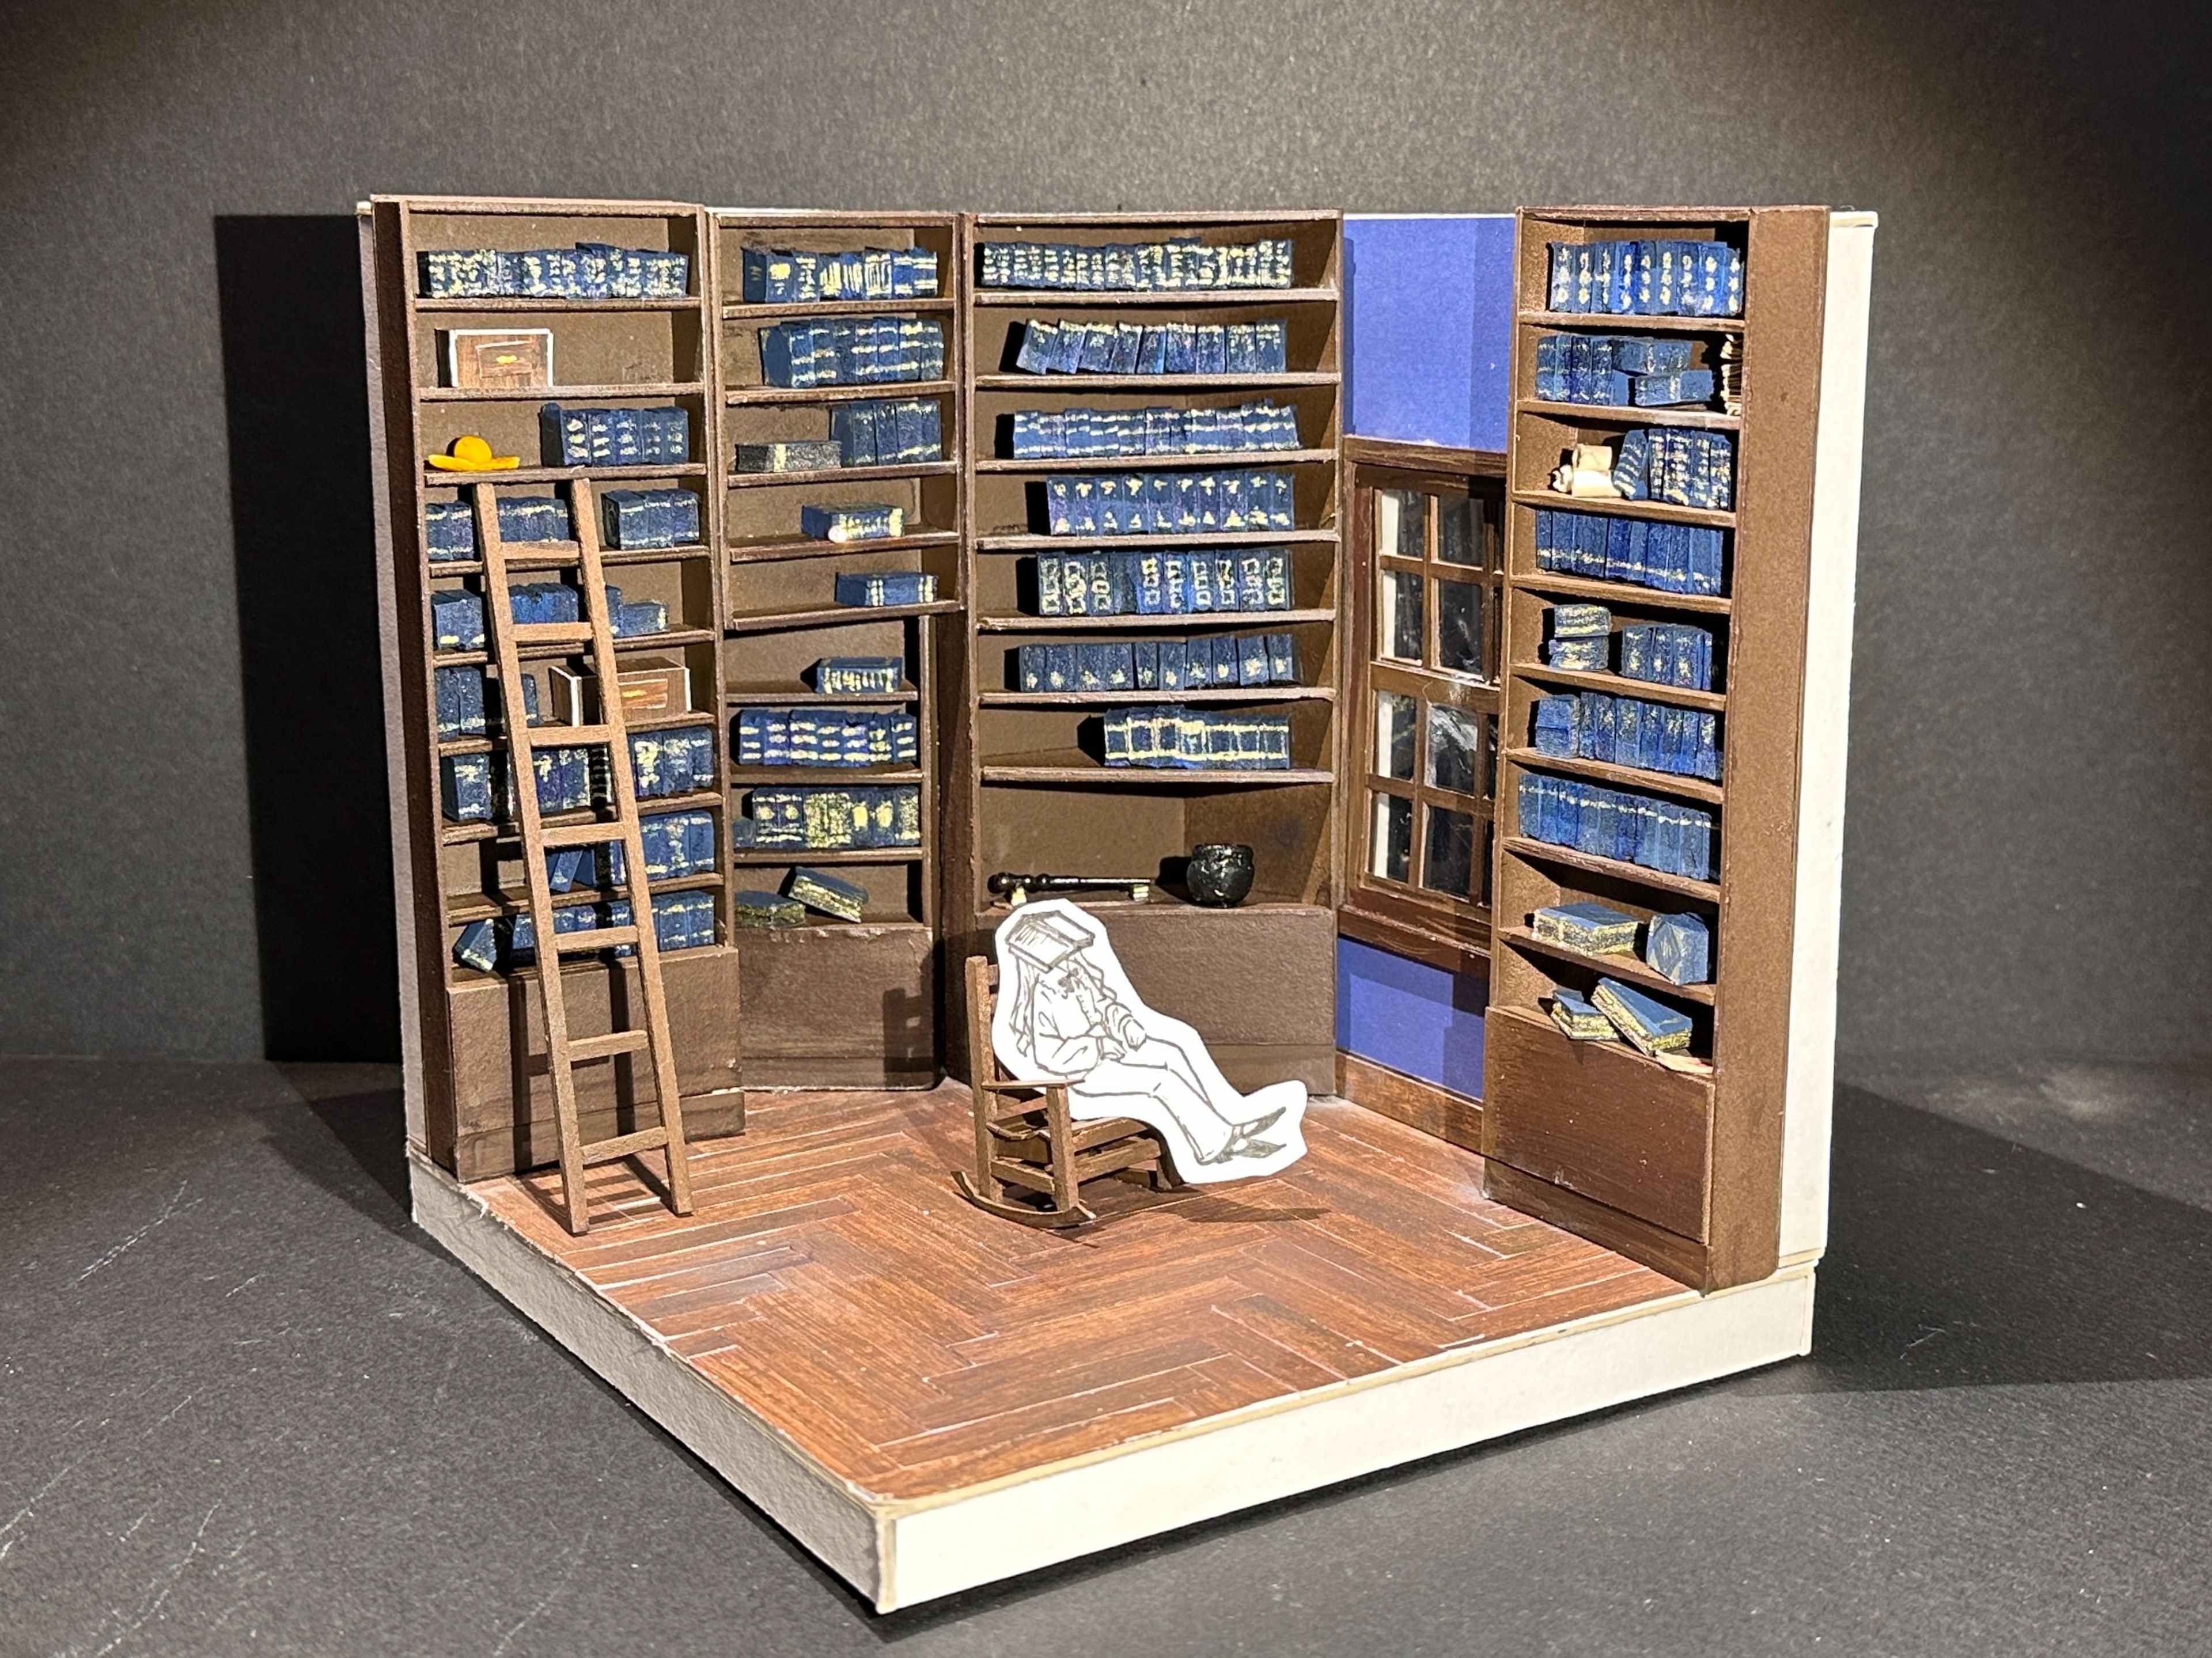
xmin=2 ymin=0 xmax=2206 ymax=1068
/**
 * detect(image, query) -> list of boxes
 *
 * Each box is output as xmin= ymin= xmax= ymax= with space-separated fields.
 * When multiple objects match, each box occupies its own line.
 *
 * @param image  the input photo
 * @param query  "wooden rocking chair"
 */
xmin=953 ymin=955 xmax=1181 ymax=1227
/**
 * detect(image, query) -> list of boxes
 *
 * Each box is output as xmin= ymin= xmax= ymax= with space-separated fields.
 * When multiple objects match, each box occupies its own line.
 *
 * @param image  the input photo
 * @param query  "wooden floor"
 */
xmin=472 ymin=1087 xmax=1679 ymax=1502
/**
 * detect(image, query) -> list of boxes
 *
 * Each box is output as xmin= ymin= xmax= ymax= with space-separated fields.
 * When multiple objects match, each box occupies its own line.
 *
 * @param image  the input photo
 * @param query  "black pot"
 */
xmin=1187 ymin=843 xmax=1255 ymax=907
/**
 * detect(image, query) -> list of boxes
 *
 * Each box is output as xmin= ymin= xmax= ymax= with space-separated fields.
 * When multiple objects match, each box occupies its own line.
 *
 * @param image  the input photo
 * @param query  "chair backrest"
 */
xmin=965 ymin=956 xmax=1001 ymax=1087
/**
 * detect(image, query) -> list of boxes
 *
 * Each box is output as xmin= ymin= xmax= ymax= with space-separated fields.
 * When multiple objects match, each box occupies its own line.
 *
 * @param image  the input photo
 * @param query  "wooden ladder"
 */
xmin=473 ymin=478 xmax=695 ymax=1235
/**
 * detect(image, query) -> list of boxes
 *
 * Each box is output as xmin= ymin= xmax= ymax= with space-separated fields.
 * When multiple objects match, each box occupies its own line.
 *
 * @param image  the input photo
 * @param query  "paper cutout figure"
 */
xmin=992 ymin=900 xmax=1308 ymax=1183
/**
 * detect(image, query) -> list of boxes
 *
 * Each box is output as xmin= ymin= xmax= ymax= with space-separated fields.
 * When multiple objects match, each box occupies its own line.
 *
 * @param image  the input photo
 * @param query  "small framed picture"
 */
xmin=440 ymin=328 xmax=554 ymax=390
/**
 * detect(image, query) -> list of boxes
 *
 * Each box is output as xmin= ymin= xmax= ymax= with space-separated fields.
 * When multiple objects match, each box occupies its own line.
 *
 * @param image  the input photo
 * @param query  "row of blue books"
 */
xmin=1018 ymin=632 xmax=1298 ymax=692
xmin=830 ymin=398 xmax=944 ymax=466
xmin=805 ymin=503 xmax=906 ymax=542
xmin=1619 ymin=621 xmax=1715 ymax=690
xmin=814 ymin=656 xmax=904 ymax=695
xmin=452 ymin=888 xmax=716 ymax=973
xmin=434 ymin=664 xmax=537 ymax=738
xmin=1535 ymin=335 xmax=1715 ymax=408
xmin=1533 ymin=509 xmax=1725 ymax=598
xmin=426 ymin=495 xmax=566 ymax=559
xmin=539 ymin=809 xmax=719 ymax=890
xmin=540 ymin=404 xmax=690 ymax=467
xmin=441 ymin=748 xmax=592 ymax=822
xmin=1544 ymin=239 xmax=1741 ymax=317
xmin=1044 ymin=469 xmax=1296 ymax=537
xmin=1101 ymin=707 xmax=1293 ymax=769
xmin=733 ymin=708 xmax=919 ymax=767
xmin=628 ymin=726 xmax=717 ymax=798
xmin=1010 ymin=401 xmax=1300 ymax=460
xmin=739 ymin=245 xmax=940 ymax=303
xmin=1013 ymin=318 xmax=1289 ymax=376
xmin=427 ymin=585 xmax=668 ymax=652
xmin=1608 ymin=428 xmax=1733 ymax=511
xmin=979 ymin=237 xmax=1295 ymax=291
xmin=1035 ymin=548 xmax=1293 ymax=616
xmin=418 ymin=244 xmax=690 ymax=301
xmin=603 ymin=488 xmax=702 ymax=549
xmin=1516 ymin=773 xmax=1716 ymax=882
xmin=834 ymin=570 xmax=937 ymax=607
xmin=759 ymin=318 xmax=945 ymax=388
xmin=733 ymin=786 xmax=922 ymax=850
xmin=1531 ymin=691 xmax=1721 ymax=781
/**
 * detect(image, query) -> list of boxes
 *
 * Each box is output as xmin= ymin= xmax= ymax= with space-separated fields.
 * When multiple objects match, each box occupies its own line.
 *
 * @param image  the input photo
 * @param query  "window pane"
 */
xmin=1483 ymin=714 xmax=1498 ymax=799
xmin=1426 ymin=704 xmax=1480 ymax=795
xmin=1374 ymin=691 xmax=1416 ymax=780
xmin=1436 ymin=496 xmax=1478 ymax=565
xmin=1381 ymin=570 xmax=1423 ymax=661
xmin=1436 ymin=578 xmax=1483 ymax=676
xmin=1370 ymin=792 xmax=1412 ymax=883
xmin=1376 ymin=488 xmax=1427 ymax=559
xmin=1421 ymin=806 xmax=1478 ymax=901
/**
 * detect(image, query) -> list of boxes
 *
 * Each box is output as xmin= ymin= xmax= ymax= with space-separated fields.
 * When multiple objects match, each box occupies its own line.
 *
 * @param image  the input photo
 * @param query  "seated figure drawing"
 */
xmin=992 ymin=900 xmax=1309 ymax=1183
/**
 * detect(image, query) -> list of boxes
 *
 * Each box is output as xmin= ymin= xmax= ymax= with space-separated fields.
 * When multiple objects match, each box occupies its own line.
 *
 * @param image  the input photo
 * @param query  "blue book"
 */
xmin=601 ymin=488 xmax=698 ymax=549
xmin=833 ymin=569 xmax=934 ymax=606
xmin=434 ymin=665 xmax=486 ymax=738
xmin=430 ymin=589 xmax=486 ymax=652
xmin=802 ymin=503 xmax=903 ymax=542
xmin=1133 ymin=640 xmax=1160 ymax=689
xmin=1266 ymin=632 xmax=1297 ymax=684
xmin=440 ymin=753 xmax=495 ymax=821
xmin=1591 ymin=979 xmax=1693 ymax=1056
xmin=814 ymin=655 xmax=903 ymax=694
xmin=425 ymin=500 xmax=476 ymax=559
xmin=1136 ymin=327 xmax=1169 ymax=374
xmin=1017 ymin=643 xmax=1044 ymax=692
xmin=1531 ymin=694 xmax=1579 ymax=756
xmin=1551 ymin=602 xmax=1611 ymax=639
xmin=1612 ymin=429 xmax=1651 ymax=498
xmin=1237 ymin=633 xmax=1271 ymax=686
xmin=1043 ymin=643 xmax=1075 ymax=692
xmin=1616 ymin=337 xmax=1694 ymax=374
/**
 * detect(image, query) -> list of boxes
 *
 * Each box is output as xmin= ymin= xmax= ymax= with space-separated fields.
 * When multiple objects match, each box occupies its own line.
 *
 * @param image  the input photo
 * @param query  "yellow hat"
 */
xmin=427 ymin=433 xmax=519 ymax=471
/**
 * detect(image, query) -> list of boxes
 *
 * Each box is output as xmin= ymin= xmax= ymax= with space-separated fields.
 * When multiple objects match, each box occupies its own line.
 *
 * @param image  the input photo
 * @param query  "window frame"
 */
xmin=1338 ymin=438 xmax=1508 ymax=974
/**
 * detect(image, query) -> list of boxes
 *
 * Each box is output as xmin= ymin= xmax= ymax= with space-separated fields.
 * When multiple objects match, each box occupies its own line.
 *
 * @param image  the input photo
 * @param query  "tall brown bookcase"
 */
xmin=362 ymin=195 xmax=744 ymax=1179
xmin=945 ymin=212 xmax=1346 ymax=1088
xmin=711 ymin=211 xmax=965 ymax=1086
xmin=1484 ymin=206 xmax=1834 ymax=1291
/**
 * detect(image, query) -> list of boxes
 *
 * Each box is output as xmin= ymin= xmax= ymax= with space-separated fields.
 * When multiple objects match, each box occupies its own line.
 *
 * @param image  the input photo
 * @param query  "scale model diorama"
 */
xmin=360 ymin=196 xmax=1874 ymax=1610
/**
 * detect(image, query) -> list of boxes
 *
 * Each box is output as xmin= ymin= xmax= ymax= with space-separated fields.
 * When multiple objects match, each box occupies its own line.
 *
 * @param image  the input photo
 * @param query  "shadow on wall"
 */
xmin=215 ymin=215 xmax=399 ymax=1061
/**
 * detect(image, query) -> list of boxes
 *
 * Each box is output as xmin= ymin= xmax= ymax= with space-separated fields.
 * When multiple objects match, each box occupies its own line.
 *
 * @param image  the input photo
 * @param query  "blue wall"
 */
xmin=1337 ymin=216 xmax=1516 ymax=1097
xmin=1343 ymin=215 xmax=1516 ymax=454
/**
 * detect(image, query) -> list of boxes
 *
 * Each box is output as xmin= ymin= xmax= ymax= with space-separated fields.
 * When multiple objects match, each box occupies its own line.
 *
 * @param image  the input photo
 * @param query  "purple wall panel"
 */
xmin=1343 ymin=214 xmax=1516 ymax=453
xmin=1335 ymin=936 xmax=1486 ymax=1097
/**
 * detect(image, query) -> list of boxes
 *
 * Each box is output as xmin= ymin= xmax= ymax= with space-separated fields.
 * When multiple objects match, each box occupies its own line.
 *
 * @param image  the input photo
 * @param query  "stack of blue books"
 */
xmin=1543 ymin=239 xmax=1741 ymax=317
xmin=628 ymin=726 xmax=716 ymax=798
xmin=1618 ymin=623 xmax=1715 ymax=690
xmin=426 ymin=495 xmax=574 ymax=560
xmin=733 ymin=785 xmax=922 ymax=850
xmin=1516 ymin=772 xmax=1715 ymax=881
xmin=1012 ymin=319 xmax=1290 ymax=375
xmin=813 ymin=657 xmax=904 ymax=694
xmin=740 ymin=245 xmax=939 ymax=301
xmin=1608 ymin=428 xmax=1733 ymax=510
xmin=832 ymin=570 xmax=935 ymax=606
xmin=599 ymin=489 xmax=701 ymax=549
xmin=1534 ymin=335 xmax=1715 ymax=408
xmin=418 ymin=244 xmax=690 ymax=300
xmin=1044 ymin=469 xmax=1296 ymax=536
xmin=830 ymin=399 xmax=943 ymax=465
xmin=1543 ymin=602 xmax=1612 ymax=671
xmin=1100 ymin=707 xmax=1292 ymax=769
xmin=1018 ymin=632 xmax=1296 ymax=692
xmin=1033 ymin=548 xmax=1293 ymax=616
xmin=734 ymin=708 xmax=919 ymax=767
xmin=1528 ymin=690 xmax=1721 ymax=780
xmin=1011 ymin=402 xmax=1299 ymax=460
xmin=1532 ymin=509 xmax=1724 ymax=597
xmin=978 ymin=238 xmax=1295 ymax=290
xmin=759 ymin=318 xmax=945 ymax=387
xmin=539 ymin=405 xmax=690 ymax=467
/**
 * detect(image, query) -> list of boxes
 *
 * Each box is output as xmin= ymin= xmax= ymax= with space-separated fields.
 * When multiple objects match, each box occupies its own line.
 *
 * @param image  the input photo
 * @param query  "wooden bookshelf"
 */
xmin=1486 ymin=206 xmax=1836 ymax=1292
xmin=710 ymin=209 xmax=963 ymax=1087
xmin=362 ymin=195 xmax=743 ymax=1179
xmin=945 ymin=211 xmax=1344 ymax=1087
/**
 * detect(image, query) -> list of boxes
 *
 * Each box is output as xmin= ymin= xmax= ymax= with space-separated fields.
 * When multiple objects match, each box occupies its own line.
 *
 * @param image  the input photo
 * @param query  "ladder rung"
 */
xmin=582 ymin=1126 xmax=669 ymax=1164
xmin=518 ymin=722 xmax=618 ymax=747
xmin=553 ymin=924 xmax=639 ymax=953
xmin=566 ymin=1029 xmax=652 ymax=1063
xmin=539 ymin=819 xmax=622 ymax=848
xmin=510 ymin=623 xmax=594 ymax=647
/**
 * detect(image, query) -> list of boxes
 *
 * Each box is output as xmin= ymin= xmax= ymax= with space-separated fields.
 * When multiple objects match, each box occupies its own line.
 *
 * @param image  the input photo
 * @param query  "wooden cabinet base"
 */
xmin=735 ymin=924 xmax=938 ymax=1090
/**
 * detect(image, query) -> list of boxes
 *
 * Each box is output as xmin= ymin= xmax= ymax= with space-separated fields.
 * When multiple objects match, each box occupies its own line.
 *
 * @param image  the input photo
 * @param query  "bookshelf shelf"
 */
xmin=1517 ymin=399 xmax=1740 ymax=432
xmin=727 ymin=461 xmax=960 ymax=490
xmin=419 ymin=381 xmax=707 ymax=403
xmin=421 ymin=462 xmax=710 ymax=487
xmin=975 ymin=528 xmax=1338 ymax=552
xmin=980 ymin=760 xmax=1335 ymax=787
xmin=728 ymin=765 xmax=926 ymax=785
xmin=972 ymin=449 xmax=1337 ymax=473
xmin=447 ymin=871 xmax=728 ymax=927
xmin=429 ymin=541 xmax=717 ymax=575
xmin=977 ymin=686 xmax=1336 ymax=707
xmin=440 ymin=787 xmax=726 ymax=848
xmin=1487 ymin=204 xmax=1848 ymax=1294
xmin=973 ymin=372 xmax=1339 ymax=392
xmin=724 ymin=682 xmax=920 ymax=705
xmin=728 ymin=529 xmax=959 ymax=564
xmin=1516 ymin=309 xmax=1744 ymax=336
xmin=721 ymin=297 xmax=958 ymax=321
xmin=1497 ymin=835 xmax=1721 ymax=904
xmin=1502 ymin=747 xmax=1724 ymax=806
xmin=1512 ymin=662 xmax=1726 ymax=711
xmin=728 ymin=847 xmax=926 ymax=866
xmin=1506 ymin=488 xmax=1733 ymax=530
xmin=724 ymin=380 xmax=955 ymax=408
xmin=975 ymin=608 xmax=1334 ymax=633
xmin=725 ymin=598 xmax=963 ymax=633
xmin=414 ymin=297 xmax=706 ymax=314
xmin=969 ymin=288 xmax=1338 ymax=308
